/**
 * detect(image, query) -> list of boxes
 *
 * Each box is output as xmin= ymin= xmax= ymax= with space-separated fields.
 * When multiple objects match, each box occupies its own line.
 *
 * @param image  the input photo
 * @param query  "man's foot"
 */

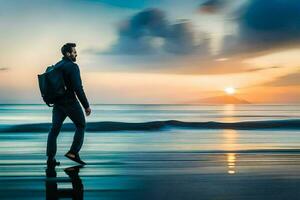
xmin=64 ymin=151 xmax=86 ymax=165
xmin=46 ymin=165 xmax=57 ymax=177
xmin=64 ymin=165 xmax=83 ymax=177
xmin=47 ymin=158 xmax=60 ymax=166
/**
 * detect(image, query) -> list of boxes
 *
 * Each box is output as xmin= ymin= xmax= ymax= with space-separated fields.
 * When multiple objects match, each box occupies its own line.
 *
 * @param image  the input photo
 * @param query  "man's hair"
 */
xmin=61 ymin=43 xmax=76 ymax=56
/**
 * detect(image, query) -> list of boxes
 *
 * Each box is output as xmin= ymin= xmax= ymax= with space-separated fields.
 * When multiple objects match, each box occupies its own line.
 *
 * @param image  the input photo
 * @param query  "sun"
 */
xmin=225 ymin=87 xmax=236 ymax=95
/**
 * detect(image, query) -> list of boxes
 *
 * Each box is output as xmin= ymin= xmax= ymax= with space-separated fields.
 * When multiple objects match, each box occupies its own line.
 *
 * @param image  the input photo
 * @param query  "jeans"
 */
xmin=46 ymin=100 xmax=86 ymax=158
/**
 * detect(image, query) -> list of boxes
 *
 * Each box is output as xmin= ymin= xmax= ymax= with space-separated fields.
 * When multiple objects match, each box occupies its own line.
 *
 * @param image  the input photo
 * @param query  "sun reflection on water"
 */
xmin=227 ymin=153 xmax=236 ymax=174
xmin=222 ymin=104 xmax=236 ymax=122
xmin=222 ymin=129 xmax=238 ymax=174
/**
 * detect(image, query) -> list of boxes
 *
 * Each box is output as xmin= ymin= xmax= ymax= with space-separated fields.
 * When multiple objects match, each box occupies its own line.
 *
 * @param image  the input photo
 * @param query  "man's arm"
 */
xmin=68 ymin=63 xmax=90 ymax=109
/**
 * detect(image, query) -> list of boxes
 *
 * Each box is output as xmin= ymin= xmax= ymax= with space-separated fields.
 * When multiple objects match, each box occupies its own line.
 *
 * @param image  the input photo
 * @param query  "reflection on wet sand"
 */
xmin=1 ymin=152 xmax=300 ymax=199
xmin=45 ymin=165 xmax=83 ymax=200
xmin=1 ymin=104 xmax=300 ymax=199
xmin=227 ymin=153 xmax=236 ymax=174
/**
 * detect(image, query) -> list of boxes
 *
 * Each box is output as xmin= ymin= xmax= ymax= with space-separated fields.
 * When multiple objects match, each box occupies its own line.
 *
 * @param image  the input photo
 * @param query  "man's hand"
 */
xmin=85 ymin=107 xmax=91 ymax=116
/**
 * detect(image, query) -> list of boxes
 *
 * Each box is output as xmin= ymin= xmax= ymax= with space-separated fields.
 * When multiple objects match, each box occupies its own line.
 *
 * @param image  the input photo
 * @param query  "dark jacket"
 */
xmin=54 ymin=57 xmax=90 ymax=109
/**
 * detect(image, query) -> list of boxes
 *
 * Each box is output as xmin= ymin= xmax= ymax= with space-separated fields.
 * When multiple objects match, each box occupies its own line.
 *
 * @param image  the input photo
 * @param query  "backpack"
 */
xmin=37 ymin=62 xmax=67 ymax=107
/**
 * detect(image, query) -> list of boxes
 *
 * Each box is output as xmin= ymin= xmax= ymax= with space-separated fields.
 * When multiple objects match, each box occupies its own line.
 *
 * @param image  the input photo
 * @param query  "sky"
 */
xmin=0 ymin=0 xmax=299 ymax=104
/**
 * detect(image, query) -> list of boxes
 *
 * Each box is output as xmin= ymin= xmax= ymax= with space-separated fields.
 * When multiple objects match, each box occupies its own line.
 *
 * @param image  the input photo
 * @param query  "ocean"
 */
xmin=0 ymin=104 xmax=299 ymax=152
xmin=1 ymin=104 xmax=300 ymax=124
xmin=0 ymin=104 xmax=300 ymax=199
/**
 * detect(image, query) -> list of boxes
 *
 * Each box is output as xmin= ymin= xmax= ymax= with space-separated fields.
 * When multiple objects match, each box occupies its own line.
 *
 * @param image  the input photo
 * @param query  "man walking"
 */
xmin=46 ymin=43 xmax=91 ymax=166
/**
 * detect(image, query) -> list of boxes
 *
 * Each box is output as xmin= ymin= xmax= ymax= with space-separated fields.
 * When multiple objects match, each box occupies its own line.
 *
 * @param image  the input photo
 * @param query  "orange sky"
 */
xmin=0 ymin=48 xmax=299 ymax=104
xmin=0 ymin=0 xmax=299 ymax=104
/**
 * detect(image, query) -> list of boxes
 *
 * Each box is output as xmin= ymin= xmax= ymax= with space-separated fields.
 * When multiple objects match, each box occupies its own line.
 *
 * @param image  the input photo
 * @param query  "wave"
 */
xmin=0 ymin=119 xmax=300 ymax=133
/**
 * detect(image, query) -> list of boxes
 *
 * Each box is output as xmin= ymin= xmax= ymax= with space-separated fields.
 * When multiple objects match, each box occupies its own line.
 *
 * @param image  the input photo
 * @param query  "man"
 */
xmin=46 ymin=43 xmax=91 ymax=166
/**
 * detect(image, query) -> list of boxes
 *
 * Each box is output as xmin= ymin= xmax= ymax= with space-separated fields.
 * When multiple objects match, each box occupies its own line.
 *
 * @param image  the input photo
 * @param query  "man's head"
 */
xmin=61 ymin=43 xmax=77 ymax=62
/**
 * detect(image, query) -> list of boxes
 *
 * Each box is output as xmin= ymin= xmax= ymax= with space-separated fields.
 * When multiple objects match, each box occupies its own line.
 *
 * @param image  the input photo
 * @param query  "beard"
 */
xmin=70 ymin=56 xmax=76 ymax=62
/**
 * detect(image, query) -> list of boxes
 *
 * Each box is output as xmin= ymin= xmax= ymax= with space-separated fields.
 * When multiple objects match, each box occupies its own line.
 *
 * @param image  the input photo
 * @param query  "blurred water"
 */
xmin=0 ymin=104 xmax=300 ymax=200
xmin=0 ymin=104 xmax=299 ymax=125
xmin=0 ymin=104 xmax=299 ymax=155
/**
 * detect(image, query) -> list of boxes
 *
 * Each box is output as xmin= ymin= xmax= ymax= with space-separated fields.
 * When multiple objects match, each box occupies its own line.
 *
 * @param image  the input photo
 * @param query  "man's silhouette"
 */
xmin=46 ymin=43 xmax=91 ymax=166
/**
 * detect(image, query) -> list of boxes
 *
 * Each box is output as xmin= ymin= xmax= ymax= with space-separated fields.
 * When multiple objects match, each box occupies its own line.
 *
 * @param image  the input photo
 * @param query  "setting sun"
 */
xmin=225 ymin=87 xmax=236 ymax=95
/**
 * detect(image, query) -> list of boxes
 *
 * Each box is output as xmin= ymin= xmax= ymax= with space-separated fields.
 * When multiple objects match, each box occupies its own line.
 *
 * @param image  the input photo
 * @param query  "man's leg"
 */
xmin=46 ymin=104 xmax=67 ymax=159
xmin=65 ymin=101 xmax=86 ymax=155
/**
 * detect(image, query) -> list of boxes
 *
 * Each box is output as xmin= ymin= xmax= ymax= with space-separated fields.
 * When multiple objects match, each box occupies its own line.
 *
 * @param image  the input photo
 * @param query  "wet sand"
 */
xmin=1 ymin=151 xmax=300 ymax=200
xmin=1 ymin=128 xmax=300 ymax=199
xmin=1 ymin=104 xmax=300 ymax=199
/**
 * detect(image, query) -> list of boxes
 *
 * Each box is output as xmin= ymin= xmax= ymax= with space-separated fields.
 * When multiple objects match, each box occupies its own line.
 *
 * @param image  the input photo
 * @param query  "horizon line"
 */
xmin=0 ymin=103 xmax=299 ymax=106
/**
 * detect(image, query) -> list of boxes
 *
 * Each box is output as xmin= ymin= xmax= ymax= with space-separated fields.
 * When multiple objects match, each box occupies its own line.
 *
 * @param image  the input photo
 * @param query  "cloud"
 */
xmin=264 ymin=71 xmax=300 ymax=87
xmin=86 ymin=0 xmax=151 ymax=9
xmin=239 ymin=0 xmax=300 ymax=43
xmin=0 ymin=67 xmax=9 ymax=71
xmin=244 ymin=66 xmax=281 ymax=73
xmin=198 ymin=0 xmax=247 ymax=16
xmin=164 ymin=57 xmax=283 ymax=75
xmin=108 ymin=8 xmax=168 ymax=54
xmin=163 ymin=21 xmax=200 ymax=54
xmin=199 ymin=0 xmax=227 ymax=13
xmin=198 ymin=0 xmax=300 ymax=56
xmin=222 ymin=0 xmax=300 ymax=55
xmin=103 ymin=8 xmax=206 ymax=55
xmin=87 ymin=2 xmax=299 ymax=75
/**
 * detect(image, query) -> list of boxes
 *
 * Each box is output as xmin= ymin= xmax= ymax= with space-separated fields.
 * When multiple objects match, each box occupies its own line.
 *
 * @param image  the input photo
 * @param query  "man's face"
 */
xmin=67 ymin=47 xmax=77 ymax=62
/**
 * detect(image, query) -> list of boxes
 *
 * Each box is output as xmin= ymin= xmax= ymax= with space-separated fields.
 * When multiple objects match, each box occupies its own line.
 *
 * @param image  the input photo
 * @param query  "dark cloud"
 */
xmin=105 ymin=8 xmax=205 ymax=55
xmin=0 ymin=67 xmax=8 ymax=71
xmin=109 ymin=8 xmax=168 ymax=54
xmin=85 ymin=0 xmax=151 ymax=9
xmin=244 ymin=66 xmax=281 ymax=73
xmin=199 ymin=0 xmax=226 ymax=13
xmin=198 ymin=1 xmax=300 ymax=56
xmin=239 ymin=0 xmax=300 ymax=44
xmin=222 ymin=0 xmax=300 ymax=55
xmin=264 ymin=71 xmax=300 ymax=87
xmin=164 ymin=21 xmax=199 ymax=54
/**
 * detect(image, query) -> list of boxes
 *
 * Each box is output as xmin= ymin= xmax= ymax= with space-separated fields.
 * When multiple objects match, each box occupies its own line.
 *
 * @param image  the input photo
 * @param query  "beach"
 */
xmin=2 ymin=0 xmax=300 ymax=199
xmin=0 ymin=104 xmax=300 ymax=199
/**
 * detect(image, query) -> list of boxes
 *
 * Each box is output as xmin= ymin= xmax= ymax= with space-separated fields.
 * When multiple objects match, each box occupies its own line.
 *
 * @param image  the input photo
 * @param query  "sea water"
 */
xmin=0 ymin=104 xmax=300 ymax=200
xmin=0 ymin=104 xmax=299 ymax=154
